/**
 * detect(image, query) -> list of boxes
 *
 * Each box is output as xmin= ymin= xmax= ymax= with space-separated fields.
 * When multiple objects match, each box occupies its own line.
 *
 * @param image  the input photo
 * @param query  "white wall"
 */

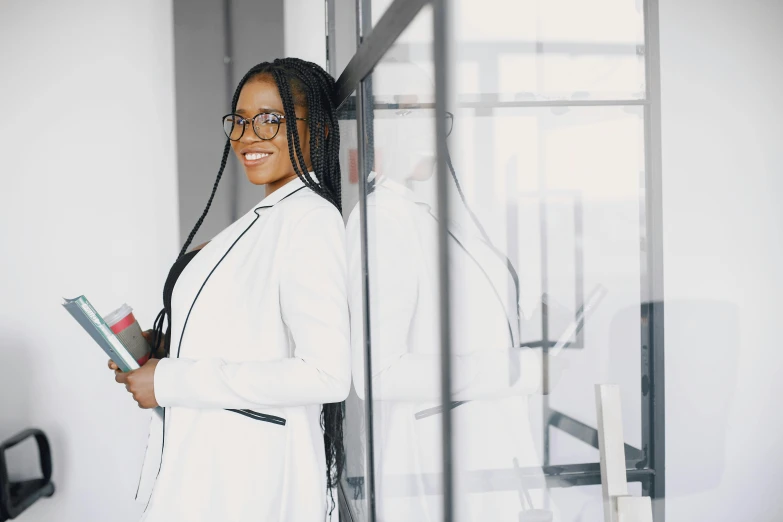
xmin=173 ymin=0 xmax=285 ymax=247
xmin=172 ymin=0 xmax=236 ymax=246
xmin=284 ymin=0 xmax=327 ymax=68
xmin=333 ymin=0 xmax=358 ymax=76
xmin=231 ymin=0 xmax=287 ymax=213
xmin=0 ymin=1 xmax=180 ymax=521
xmin=659 ymin=0 xmax=783 ymax=520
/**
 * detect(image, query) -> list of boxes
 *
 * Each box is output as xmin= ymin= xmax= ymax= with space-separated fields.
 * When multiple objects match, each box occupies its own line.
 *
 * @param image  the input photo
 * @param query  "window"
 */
xmin=330 ymin=0 xmax=664 ymax=520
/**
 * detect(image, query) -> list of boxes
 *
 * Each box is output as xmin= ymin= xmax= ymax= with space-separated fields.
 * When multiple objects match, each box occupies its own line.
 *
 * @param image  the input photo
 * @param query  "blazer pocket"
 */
xmin=225 ymin=408 xmax=286 ymax=426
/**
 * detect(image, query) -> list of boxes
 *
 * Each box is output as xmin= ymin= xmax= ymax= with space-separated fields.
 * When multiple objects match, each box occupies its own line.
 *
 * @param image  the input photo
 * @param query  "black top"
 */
xmin=159 ymin=249 xmax=200 ymax=356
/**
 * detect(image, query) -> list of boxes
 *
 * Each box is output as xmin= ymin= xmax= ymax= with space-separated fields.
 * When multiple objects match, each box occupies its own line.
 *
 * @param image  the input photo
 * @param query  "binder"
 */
xmin=63 ymin=295 xmax=141 ymax=372
xmin=63 ymin=295 xmax=163 ymax=418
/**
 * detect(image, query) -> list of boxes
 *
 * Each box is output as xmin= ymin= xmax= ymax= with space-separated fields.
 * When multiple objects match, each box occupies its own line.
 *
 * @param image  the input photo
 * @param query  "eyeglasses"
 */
xmin=222 ymin=112 xmax=308 ymax=141
xmin=393 ymin=109 xmax=454 ymax=137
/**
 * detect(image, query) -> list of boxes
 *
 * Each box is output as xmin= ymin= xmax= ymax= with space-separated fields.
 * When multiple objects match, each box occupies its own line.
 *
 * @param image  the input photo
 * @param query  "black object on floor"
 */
xmin=0 ymin=429 xmax=55 ymax=521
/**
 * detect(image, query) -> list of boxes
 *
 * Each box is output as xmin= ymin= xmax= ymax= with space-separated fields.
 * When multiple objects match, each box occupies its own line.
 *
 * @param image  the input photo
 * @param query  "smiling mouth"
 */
xmin=242 ymin=151 xmax=273 ymax=166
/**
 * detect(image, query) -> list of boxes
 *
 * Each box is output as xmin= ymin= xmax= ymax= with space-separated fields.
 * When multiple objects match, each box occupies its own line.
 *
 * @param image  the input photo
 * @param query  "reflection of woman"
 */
xmin=109 ymin=59 xmax=350 ymax=522
xmin=347 ymin=107 xmax=548 ymax=521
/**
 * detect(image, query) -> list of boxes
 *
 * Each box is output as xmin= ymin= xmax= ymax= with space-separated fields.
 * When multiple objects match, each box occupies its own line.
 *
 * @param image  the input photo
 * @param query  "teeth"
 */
xmin=245 ymin=152 xmax=269 ymax=161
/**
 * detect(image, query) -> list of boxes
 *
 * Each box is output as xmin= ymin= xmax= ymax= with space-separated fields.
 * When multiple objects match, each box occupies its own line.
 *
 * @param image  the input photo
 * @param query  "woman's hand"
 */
xmin=142 ymin=329 xmax=166 ymax=359
xmin=109 ymin=358 xmax=160 ymax=409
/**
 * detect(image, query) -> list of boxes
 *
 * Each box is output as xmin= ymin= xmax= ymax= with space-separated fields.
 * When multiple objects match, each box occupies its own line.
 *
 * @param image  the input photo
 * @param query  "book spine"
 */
xmin=77 ymin=298 xmax=139 ymax=371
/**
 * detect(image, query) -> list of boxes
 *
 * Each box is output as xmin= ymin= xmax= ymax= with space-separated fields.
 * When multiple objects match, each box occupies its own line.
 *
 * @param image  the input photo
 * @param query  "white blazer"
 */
xmin=346 ymin=176 xmax=545 ymax=521
xmin=136 ymin=177 xmax=351 ymax=522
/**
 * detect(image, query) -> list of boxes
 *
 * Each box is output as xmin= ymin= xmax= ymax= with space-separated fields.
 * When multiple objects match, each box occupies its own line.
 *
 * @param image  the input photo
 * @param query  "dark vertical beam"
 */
xmin=356 ymin=79 xmax=377 ymax=522
xmin=356 ymin=0 xmax=376 ymax=176
xmin=357 ymin=0 xmax=371 ymax=40
xmin=355 ymin=3 xmax=378 ymax=521
xmin=642 ymin=0 xmax=665 ymax=520
xmin=355 ymin=0 xmax=363 ymax=48
xmin=326 ymin=0 xmax=337 ymax=78
xmin=222 ymin=0 xmax=238 ymax=222
xmin=433 ymin=0 xmax=454 ymax=520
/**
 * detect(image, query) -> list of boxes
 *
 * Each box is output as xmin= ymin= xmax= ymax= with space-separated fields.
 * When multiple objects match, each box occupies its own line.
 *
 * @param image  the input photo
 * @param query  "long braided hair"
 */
xmin=166 ymin=58 xmax=344 ymax=490
xmin=179 ymin=58 xmax=342 ymax=257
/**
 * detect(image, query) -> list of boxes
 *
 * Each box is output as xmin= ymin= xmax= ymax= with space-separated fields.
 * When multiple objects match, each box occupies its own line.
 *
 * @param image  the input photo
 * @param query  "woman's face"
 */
xmin=231 ymin=76 xmax=311 ymax=193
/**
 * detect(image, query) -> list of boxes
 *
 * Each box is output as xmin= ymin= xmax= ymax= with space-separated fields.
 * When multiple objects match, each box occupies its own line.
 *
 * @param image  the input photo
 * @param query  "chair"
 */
xmin=0 ymin=429 xmax=55 ymax=521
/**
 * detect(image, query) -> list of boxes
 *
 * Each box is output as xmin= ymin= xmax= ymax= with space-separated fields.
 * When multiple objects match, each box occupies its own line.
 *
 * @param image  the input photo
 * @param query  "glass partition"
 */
xmin=448 ymin=1 xmax=652 ymax=518
xmin=333 ymin=0 xmax=662 ymax=521
xmin=338 ymin=91 xmax=367 ymax=519
xmin=345 ymin=5 xmax=448 ymax=520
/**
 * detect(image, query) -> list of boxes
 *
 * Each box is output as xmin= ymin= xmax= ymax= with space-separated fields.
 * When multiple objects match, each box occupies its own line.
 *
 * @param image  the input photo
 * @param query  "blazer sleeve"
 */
xmin=349 ymin=203 xmax=539 ymax=403
xmin=154 ymin=205 xmax=351 ymax=409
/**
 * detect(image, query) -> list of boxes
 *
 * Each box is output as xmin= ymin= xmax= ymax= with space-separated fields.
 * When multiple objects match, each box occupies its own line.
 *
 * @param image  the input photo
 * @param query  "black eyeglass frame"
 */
xmin=222 ymin=112 xmax=308 ymax=141
xmin=392 ymin=108 xmax=454 ymax=137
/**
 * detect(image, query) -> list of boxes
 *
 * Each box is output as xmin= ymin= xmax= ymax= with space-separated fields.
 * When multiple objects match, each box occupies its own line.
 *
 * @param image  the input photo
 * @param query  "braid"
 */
xmin=267 ymin=58 xmax=342 ymax=211
xmin=177 ymin=58 xmax=346 ymax=495
xmin=273 ymin=68 xmax=318 ymax=195
xmin=177 ymin=140 xmax=230 ymax=258
xmin=263 ymin=59 xmax=345 ymax=493
xmin=178 ymin=63 xmax=273 ymax=257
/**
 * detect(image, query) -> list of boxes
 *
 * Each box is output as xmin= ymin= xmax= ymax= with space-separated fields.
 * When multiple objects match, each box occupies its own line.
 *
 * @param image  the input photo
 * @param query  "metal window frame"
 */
xmin=222 ymin=0 xmax=239 ymax=222
xmin=332 ymin=0 xmax=428 ymax=107
xmin=641 ymin=1 xmax=666 ymax=520
xmin=353 ymin=2 xmax=380 ymax=521
xmin=432 ymin=0 xmax=454 ymax=520
xmin=325 ymin=0 xmax=337 ymax=77
xmin=355 ymin=77 xmax=378 ymax=522
xmin=331 ymin=0 xmax=666 ymax=520
xmin=334 ymin=3 xmax=431 ymax=522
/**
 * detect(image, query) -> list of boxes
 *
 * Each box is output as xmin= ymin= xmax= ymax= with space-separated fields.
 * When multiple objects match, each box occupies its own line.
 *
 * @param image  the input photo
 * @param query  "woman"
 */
xmin=346 ymin=63 xmax=550 ymax=520
xmin=347 ymin=169 xmax=547 ymax=521
xmin=110 ymin=58 xmax=350 ymax=522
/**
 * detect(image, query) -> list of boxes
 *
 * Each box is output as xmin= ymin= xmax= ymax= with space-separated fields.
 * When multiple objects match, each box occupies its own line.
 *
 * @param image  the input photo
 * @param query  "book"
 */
xmin=63 ymin=296 xmax=141 ymax=372
xmin=63 ymin=295 xmax=163 ymax=418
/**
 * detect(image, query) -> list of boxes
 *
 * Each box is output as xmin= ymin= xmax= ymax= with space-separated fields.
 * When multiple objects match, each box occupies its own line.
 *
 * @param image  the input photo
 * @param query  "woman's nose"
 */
xmin=239 ymin=124 xmax=260 ymax=143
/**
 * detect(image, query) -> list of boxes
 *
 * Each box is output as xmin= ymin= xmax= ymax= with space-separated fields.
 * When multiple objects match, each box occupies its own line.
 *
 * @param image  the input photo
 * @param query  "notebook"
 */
xmin=63 ymin=295 xmax=163 ymax=418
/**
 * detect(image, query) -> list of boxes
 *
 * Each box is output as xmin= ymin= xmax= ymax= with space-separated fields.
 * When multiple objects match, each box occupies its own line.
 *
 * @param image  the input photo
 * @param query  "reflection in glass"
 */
xmin=450 ymin=39 xmax=647 ymax=522
xmin=346 ymin=12 xmax=552 ymax=518
xmin=455 ymin=0 xmax=645 ymax=101
xmin=338 ymin=97 xmax=367 ymax=520
xmin=338 ymin=0 xmax=653 ymax=520
xmin=347 ymin=51 xmax=448 ymax=520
